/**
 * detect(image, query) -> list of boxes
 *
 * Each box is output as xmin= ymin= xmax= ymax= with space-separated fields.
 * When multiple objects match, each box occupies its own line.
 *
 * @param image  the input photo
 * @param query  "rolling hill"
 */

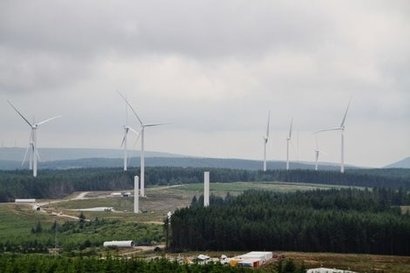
xmin=385 ymin=157 xmax=410 ymax=169
xmin=0 ymin=147 xmax=350 ymax=171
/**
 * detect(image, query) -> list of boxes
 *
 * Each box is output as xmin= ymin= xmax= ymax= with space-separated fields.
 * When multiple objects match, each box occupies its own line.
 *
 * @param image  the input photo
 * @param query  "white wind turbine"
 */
xmin=8 ymin=100 xmax=61 ymax=177
xmin=118 ymin=93 xmax=164 ymax=197
xmin=286 ymin=118 xmax=293 ymax=170
xmin=120 ymin=98 xmax=139 ymax=172
xmin=315 ymin=100 xmax=351 ymax=173
xmin=262 ymin=111 xmax=270 ymax=172
xmin=314 ymin=134 xmax=323 ymax=171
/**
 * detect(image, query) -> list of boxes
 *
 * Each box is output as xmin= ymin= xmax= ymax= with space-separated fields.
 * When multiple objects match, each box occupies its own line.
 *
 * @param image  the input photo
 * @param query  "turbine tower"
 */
xmin=118 ymin=92 xmax=164 ymax=197
xmin=134 ymin=176 xmax=139 ymax=213
xmin=262 ymin=111 xmax=270 ymax=172
xmin=120 ymin=98 xmax=138 ymax=172
xmin=315 ymin=100 xmax=351 ymax=173
xmin=286 ymin=118 xmax=293 ymax=170
xmin=8 ymin=100 xmax=61 ymax=177
xmin=204 ymin=171 xmax=210 ymax=207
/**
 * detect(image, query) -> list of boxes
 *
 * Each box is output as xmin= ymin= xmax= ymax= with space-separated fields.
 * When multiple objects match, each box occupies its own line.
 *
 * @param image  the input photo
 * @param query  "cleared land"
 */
xmin=44 ymin=181 xmax=350 ymax=221
xmin=0 ymin=181 xmax=354 ymax=243
xmin=2 ymin=181 xmax=408 ymax=272
xmin=285 ymin=252 xmax=410 ymax=273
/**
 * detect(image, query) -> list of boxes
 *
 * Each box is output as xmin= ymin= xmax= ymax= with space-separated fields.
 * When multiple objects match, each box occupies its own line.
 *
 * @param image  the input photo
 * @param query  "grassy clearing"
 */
xmin=0 ymin=204 xmax=55 ymax=242
xmin=178 ymin=181 xmax=349 ymax=194
xmin=0 ymin=204 xmax=163 ymax=251
xmin=0 ymin=181 xmax=345 ymax=249
xmin=51 ymin=181 xmax=342 ymax=221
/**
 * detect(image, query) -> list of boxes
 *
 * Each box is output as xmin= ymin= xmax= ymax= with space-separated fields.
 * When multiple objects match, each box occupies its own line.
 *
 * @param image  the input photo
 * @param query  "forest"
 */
xmin=170 ymin=188 xmax=410 ymax=255
xmin=1 ymin=167 xmax=409 ymax=201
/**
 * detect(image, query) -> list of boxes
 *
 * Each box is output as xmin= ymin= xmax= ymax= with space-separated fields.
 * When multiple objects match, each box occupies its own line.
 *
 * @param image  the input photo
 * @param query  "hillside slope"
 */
xmin=386 ymin=157 xmax=410 ymax=168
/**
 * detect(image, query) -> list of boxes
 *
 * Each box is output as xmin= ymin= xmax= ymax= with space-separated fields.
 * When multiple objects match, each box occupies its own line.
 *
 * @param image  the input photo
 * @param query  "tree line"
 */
xmin=170 ymin=188 xmax=410 ymax=255
xmin=1 ymin=167 xmax=409 ymax=201
xmin=0 ymin=254 xmax=307 ymax=273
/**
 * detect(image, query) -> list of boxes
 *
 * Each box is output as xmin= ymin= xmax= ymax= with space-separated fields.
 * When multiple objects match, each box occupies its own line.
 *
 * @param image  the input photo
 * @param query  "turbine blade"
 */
xmin=288 ymin=118 xmax=293 ymax=139
xmin=117 ymin=91 xmax=143 ymax=126
xmin=340 ymin=99 xmax=351 ymax=128
xmin=144 ymin=123 xmax=166 ymax=127
xmin=22 ymin=144 xmax=30 ymax=166
xmin=134 ymin=131 xmax=142 ymax=147
xmin=314 ymin=127 xmax=342 ymax=134
xmin=36 ymin=115 xmax=61 ymax=126
xmin=266 ymin=111 xmax=270 ymax=138
xmin=121 ymin=134 xmax=127 ymax=147
xmin=128 ymin=127 xmax=139 ymax=135
xmin=7 ymin=100 xmax=33 ymax=127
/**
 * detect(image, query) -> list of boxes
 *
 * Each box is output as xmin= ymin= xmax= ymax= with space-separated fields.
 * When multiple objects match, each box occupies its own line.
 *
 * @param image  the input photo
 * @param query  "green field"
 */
xmin=178 ymin=181 xmax=352 ymax=193
xmin=0 ymin=204 xmax=163 ymax=252
xmin=0 ymin=204 xmax=55 ymax=243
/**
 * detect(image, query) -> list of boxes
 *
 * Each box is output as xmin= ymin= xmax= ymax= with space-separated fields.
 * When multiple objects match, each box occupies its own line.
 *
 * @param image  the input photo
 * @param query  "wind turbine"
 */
xmin=118 ymin=92 xmax=164 ymax=197
xmin=262 ymin=111 xmax=270 ymax=172
xmin=314 ymin=134 xmax=322 ymax=171
xmin=8 ymin=100 xmax=61 ymax=177
xmin=120 ymin=97 xmax=139 ymax=172
xmin=315 ymin=100 xmax=351 ymax=173
xmin=286 ymin=118 xmax=293 ymax=170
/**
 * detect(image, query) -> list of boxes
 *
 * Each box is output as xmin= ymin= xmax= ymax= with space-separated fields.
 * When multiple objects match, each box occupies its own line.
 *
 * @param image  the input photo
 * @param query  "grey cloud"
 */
xmin=1 ymin=0 xmax=409 ymax=167
xmin=0 ymin=1 xmax=333 ymax=58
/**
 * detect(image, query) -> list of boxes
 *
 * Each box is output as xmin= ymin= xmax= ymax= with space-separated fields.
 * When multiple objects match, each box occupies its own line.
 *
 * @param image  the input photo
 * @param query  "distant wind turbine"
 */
xmin=262 ymin=111 xmax=270 ymax=172
xmin=8 ymin=100 xmax=61 ymax=177
xmin=313 ymin=134 xmax=326 ymax=171
xmin=118 ymin=92 xmax=165 ymax=197
xmin=315 ymin=100 xmax=351 ymax=173
xmin=286 ymin=118 xmax=293 ymax=170
xmin=120 ymin=97 xmax=139 ymax=172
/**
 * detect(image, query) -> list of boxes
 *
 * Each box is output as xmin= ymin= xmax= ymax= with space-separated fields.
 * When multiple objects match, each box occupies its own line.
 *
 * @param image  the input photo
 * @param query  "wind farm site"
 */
xmin=1 ymin=1 xmax=410 ymax=272
xmin=1 ymin=93 xmax=410 ymax=273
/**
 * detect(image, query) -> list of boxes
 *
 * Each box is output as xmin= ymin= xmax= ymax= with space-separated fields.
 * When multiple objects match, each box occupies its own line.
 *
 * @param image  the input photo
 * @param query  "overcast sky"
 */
xmin=1 ymin=0 xmax=409 ymax=168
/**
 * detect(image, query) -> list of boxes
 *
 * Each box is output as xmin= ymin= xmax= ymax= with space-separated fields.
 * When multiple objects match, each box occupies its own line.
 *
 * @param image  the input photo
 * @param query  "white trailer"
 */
xmin=15 ymin=199 xmax=36 ymax=203
xmin=103 ymin=240 xmax=135 ymax=248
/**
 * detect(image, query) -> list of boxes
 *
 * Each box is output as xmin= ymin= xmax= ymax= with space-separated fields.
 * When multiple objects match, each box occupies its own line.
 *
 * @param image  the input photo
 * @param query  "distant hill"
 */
xmin=0 ymin=147 xmax=182 ymax=162
xmin=385 ymin=157 xmax=410 ymax=169
xmin=0 ymin=147 xmax=356 ymax=171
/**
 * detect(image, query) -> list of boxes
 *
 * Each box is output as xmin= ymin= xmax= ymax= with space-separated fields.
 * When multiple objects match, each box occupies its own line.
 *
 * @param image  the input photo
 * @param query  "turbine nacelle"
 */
xmin=263 ymin=136 xmax=268 ymax=143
